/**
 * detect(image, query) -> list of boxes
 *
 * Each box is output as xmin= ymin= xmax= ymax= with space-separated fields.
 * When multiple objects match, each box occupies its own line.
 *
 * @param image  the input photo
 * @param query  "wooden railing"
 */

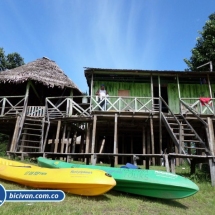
xmin=46 ymin=96 xmax=91 ymax=119
xmin=26 ymin=106 xmax=46 ymax=117
xmin=180 ymin=98 xmax=215 ymax=115
xmin=45 ymin=96 xmax=159 ymax=118
xmin=0 ymin=96 xmax=25 ymax=117
xmin=91 ymin=96 xmax=159 ymax=112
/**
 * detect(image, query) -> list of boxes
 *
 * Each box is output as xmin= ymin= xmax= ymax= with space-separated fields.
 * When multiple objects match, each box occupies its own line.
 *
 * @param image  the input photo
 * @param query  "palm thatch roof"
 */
xmin=0 ymin=57 xmax=81 ymax=92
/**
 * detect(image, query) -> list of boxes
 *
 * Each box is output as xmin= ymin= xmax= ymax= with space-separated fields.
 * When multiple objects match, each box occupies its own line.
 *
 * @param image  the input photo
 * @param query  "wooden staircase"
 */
xmin=16 ymin=117 xmax=45 ymax=152
xmin=161 ymin=113 xmax=211 ymax=158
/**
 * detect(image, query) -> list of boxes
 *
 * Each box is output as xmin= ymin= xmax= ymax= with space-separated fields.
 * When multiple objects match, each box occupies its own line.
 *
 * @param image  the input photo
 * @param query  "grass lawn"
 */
xmin=0 ymin=160 xmax=215 ymax=215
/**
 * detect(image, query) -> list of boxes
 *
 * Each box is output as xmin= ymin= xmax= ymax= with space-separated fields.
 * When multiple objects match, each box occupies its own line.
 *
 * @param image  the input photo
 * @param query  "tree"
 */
xmin=0 ymin=48 xmax=24 ymax=150
xmin=184 ymin=12 xmax=215 ymax=71
xmin=0 ymin=48 xmax=7 ymax=71
xmin=0 ymin=47 xmax=24 ymax=71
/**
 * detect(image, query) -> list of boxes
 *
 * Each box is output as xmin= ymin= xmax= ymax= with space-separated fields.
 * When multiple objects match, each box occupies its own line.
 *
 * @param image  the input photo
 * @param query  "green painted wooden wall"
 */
xmin=168 ymin=83 xmax=211 ymax=113
xmin=93 ymin=81 xmax=151 ymax=97
xmin=93 ymin=81 xmax=151 ymax=110
xmin=92 ymin=80 xmax=214 ymax=113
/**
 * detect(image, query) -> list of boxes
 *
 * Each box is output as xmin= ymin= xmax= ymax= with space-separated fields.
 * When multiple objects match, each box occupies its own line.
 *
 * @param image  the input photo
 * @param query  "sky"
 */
xmin=0 ymin=0 xmax=214 ymax=93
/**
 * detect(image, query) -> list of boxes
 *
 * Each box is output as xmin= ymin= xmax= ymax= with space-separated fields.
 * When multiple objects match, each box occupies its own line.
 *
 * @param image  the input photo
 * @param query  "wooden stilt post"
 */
xmin=206 ymin=117 xmax=215 ymax=156
xmin=209 ymin=159 xmax=215 ymax=186
xmin=61 ymin=124 xmax=67 ymax=154
xmin=65 ymin=126 xmax=71 ymax=153
xmin=150 ymin=117 xmax=155 ymax=165
xmin=85 ymin=123 xmax=91 ymax=163
xmin=206 ymin=117 xmax=215 ymax=186
xmin=122 ymin=136 xmax=125 ymax=164
xmin=99 ymin=138 xmax=105 ymax=153
xmin=114 ymin=113 xmax=118 ymax=165
xmin=65 ymin=126 xmax=71 ymax=162
xmin=70 ymin=131 xmax=77 ymax=161
xmin=14 ymin=82 xmax=30 ymax=152
xmin=71 ymin=131 xmax=77 ymax=153
xmin=54 ymin=120 xmax=61 ymax=153
xmin=10 ymin=116 xmax=21 ymax=152
xmin=80 ymin=134 xmax=85 ymax=153
xmin=179 ymin=123 xmax=183 ymax=165
xmin=175 ymin=145 xmax=179 ymax=166
xmin=142 ymin=126 xmax=146 ymax=166
xmin=170 ymin=157 xmax=175 ymax=174
xmin=91 ymin=115 xmax=97 ymax=164
xmin=146 ymin=127 xmax=151 ymax=168
xmin=164 ymin=154 xmax=170 ymax=172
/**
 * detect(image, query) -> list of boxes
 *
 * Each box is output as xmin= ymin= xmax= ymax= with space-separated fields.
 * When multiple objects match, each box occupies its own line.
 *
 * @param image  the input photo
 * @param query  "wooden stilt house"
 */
xmin=1 ymin=59 xmax=215 ymax=185
xmin=0 ymin=57 xmax=82 ymax=159
xmin=84 ymin=67 xmax=215 ymax=185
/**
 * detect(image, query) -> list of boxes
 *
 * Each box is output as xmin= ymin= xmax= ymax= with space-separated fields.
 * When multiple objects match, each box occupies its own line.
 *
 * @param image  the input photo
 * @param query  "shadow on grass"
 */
xmin=108 ymin=190 xmax=188 ymax=209
xmin=65 ymin=192 xmax=111 ymax=201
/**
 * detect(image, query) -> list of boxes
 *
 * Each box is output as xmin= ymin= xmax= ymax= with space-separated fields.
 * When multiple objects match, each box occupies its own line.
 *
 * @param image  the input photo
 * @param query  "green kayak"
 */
xmin=37 ymin=157 xmax=199 ymax=199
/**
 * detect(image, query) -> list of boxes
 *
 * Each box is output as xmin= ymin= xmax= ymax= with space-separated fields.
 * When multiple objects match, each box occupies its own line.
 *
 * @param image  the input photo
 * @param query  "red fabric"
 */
xmin=199 ymin=97 xmax=211 ymax=106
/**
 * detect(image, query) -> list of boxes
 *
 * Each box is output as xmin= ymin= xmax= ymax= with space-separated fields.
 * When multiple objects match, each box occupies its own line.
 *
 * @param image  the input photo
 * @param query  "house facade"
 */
xmin=0 ymin=60 xmax=215 ymax=184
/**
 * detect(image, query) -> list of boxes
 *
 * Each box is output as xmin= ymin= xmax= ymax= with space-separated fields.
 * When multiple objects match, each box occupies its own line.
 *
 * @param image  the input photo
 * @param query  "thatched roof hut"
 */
xmin=0 ymin=57 xmax=81 ymax=93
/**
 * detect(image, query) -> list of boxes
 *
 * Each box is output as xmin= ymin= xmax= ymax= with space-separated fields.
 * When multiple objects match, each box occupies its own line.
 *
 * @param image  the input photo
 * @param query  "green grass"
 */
xmin=0 ymin=158 xmax=215 ymax=215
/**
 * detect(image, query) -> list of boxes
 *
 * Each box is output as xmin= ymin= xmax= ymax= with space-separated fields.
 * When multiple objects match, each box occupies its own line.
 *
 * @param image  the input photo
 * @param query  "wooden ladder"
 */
xmin=16 ymin=117 xmax=45 ymax=152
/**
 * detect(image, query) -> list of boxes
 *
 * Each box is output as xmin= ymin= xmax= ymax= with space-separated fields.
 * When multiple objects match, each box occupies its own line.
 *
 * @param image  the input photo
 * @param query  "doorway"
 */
xmin=153 ymin=86 xmax=169 ymax=112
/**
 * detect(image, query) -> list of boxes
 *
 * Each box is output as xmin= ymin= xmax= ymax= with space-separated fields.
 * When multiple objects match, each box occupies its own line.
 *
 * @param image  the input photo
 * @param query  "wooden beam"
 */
xmin=71 ymin=131 xmax=77 ymax=153
xmin=175 ymin=145 xmax=179 ymax=166
xmin=158 ymin=75 xmax=162 ymax=162
xmin=61 ymin=124 xmax=67 ymax=154
xmin=80 ymin=134 xmax=85 ymax=153
xmin=150 ymin=117 xmax=155 ymax=165
xmin=142 ymin=126 xmax=146 ymax=166
xmin=14 ymin=82 xmax=30 ymax=151
xmin=147 ymin=127 xmax=151 ymax=167
xmin=91 ymin=115 xmax=97 ymax=164
xmin=114 ymin=113 xmax=118 ymax=165
xmin=85 ymin=123 xmax=91 ymax=153
xmin=65 ymin=126 xmax=71 ymax=153
xmin=179 ymin=123 xmax=183 ymax=165
xmin=209 ymin=159 xmax=215 ymax=186
xmin=164 ymin=154 xmax=170 ymax=172
xmin=170 ymin=157 xmax=175 ymax=174
xmin=177 ymin=74 xmax=181 ymax=99
xmin=151 ymin=74 xmax=154 ymax=108
xmin=54 ymin=120 xmax=61 ymax=153
xmin=99 ymin=138 xmax=105 ymax=153
xmin=10 ymin=116 xmax=21 ymax=152
xmin=206 ymin=117 xmax=215 ymax=156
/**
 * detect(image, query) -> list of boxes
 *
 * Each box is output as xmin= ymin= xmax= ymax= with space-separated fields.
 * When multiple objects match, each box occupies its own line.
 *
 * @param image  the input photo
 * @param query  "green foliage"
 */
xmin=6 ymin=53 xmax=24 ymax=69
xmin=0 ymin=47 xmax=24 ymax=71
xmin=0 ymin=48 xmax=7 ymax=71
xmin=184 ymin=12 xmax=215 ymax=71
xmin=0 ymin=133 xmax=8 ymax=156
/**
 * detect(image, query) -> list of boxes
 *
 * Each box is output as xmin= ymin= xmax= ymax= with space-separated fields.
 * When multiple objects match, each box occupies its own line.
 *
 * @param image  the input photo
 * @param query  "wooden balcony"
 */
xmin=0 ymin=96 xmax=25 ymax=117
xmin=180 ymin=98 xmax=215 ymax=115
xmin=45 ymin=96 xmax=160 ymax=119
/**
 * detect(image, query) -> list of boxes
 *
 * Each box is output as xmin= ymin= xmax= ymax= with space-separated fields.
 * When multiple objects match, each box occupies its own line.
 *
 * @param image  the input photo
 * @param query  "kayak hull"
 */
xmin=0 ymin=158 xmax=116 ymax=196
xmin=37 ymin=157 xmax=199 ymax=199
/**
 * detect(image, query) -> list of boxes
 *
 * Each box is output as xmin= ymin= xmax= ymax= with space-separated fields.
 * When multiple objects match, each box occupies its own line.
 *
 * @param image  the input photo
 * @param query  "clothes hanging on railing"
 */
xmin=199 ymin=97 xmax=211 ymax=106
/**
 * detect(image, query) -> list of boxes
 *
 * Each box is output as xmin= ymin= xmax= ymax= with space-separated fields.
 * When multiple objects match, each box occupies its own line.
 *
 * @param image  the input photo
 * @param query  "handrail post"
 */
xmin=1 ymin=97 xmax=6 ymax=116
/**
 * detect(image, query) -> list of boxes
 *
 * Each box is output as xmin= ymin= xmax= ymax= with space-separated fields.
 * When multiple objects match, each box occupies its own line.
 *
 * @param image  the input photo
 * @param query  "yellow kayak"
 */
xmin=0 ymin=158 xmax=116 ymax=196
